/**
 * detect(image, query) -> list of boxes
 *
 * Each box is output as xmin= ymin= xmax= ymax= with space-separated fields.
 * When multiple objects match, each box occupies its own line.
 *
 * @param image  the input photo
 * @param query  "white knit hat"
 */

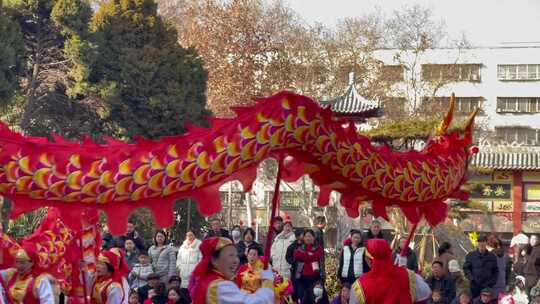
xmin=448 ymin=259 xmax=460 ymax=273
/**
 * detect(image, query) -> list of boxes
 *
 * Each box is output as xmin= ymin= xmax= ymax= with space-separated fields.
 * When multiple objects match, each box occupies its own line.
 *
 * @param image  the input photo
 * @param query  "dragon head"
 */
xmin=427 ymin=93 xmax=478 ymax=155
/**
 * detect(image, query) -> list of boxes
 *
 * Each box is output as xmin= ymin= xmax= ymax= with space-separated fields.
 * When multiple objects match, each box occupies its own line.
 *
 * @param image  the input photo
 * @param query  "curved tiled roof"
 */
xmin=470 ymin=146 xmax=540 ymax=170
xmin=319 ymin=72 xmax=381 ymax=114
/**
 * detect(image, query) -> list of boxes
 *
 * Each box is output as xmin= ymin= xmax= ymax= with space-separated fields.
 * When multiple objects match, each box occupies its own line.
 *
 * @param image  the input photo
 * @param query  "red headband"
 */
xmin=191 ymin=237 xmax=233 ymax=279
xmin=366 ymin=239 xmax=392 ymax=260
xmin=98 ymin=248 xmax=130 ymax=278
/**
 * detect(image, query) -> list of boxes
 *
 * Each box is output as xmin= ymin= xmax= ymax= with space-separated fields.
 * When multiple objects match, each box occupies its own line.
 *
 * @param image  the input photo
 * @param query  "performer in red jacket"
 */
xmin=0 ymin=243 xmax=55 ymax=304
xmin=350 ymin=239 xmax=431 ymax=304
xmin=235 ymin=245 xmax=264 ymax=293
xmin=87 ymin=249 xmax=130 ymax=304
xmin=189 ymin=237 xmax=274 ymax=304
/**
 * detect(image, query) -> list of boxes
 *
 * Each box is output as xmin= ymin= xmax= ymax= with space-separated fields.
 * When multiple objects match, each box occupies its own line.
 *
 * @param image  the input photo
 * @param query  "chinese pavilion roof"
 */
xmin=470 ymin=146 xmax=540 ymax=170
xmin=319 ymin=72 xmax=381 ymax=115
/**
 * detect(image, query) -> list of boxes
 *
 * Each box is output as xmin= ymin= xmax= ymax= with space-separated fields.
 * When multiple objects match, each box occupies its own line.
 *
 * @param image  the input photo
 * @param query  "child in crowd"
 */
xmin=129 ymin=251 xmax=154 ymax=290
xmin=143 ymin=283 xmax=167 ymax=304
xmin=167 ymin=286 xmax=190 ymax=304
xmin=331 ymin=283 xmax=351 ymax=304
xmin=167 ymin=276 xmax=181 ymax=289
xmin=428 ymin=289 xmax=448 ymax=304
xmin=312 ymin=281 xmax=329 ymax=304
xmin=129 ymin=290 xmax=141 ymax=304
xmin=451 ymin=292 xmax=471 ymax=304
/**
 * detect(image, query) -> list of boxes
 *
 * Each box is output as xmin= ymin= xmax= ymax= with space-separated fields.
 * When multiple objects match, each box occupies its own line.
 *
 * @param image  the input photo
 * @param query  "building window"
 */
xmin=219 ymin=191 xmax=245 ymax=207
xmin=498 ymin=64 xmax=540 ymax=80
xmin=421 ymin=96 xmax=484 ymax=115
xmin=455 ymin=97 xmax=483 ymax=114
xmin=524 ymin=183 xmax=540 ymax=201
xmin=382 ymin=97 xmax=407 ymax=118
xmin=496 ymin=127 xmax=539 ymax=145
xmin=382 ymin=65 xmax=404 ymax=82
xmin=421 ymin=64 xmax=481 ymax=82
xmin=496 ymin=97 xmax=540 ymax=113
xmin=264 ymin=191 xmax=318 ymax=209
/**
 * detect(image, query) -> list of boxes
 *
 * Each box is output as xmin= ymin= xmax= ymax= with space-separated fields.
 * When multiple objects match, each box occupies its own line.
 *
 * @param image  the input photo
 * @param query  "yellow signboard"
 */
xmin=525 ymin=184 xmax=540 ymax=201
xmin=493 ymin=201 xmax=513 ymax=212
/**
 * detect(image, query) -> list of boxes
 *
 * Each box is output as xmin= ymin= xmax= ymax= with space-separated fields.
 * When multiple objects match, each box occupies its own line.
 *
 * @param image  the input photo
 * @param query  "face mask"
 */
xmin=521 ymin=251 xmax=527 ymax=257
xmin=313 ymin=287 xmax=323 ymax=298
xmin=232 ymin=230 xmax=241 ymax=239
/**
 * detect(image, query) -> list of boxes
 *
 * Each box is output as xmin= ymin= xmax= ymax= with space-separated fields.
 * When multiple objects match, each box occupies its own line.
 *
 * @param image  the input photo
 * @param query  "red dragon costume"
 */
xmin=0 ymin=92 xmax=476 ymax=235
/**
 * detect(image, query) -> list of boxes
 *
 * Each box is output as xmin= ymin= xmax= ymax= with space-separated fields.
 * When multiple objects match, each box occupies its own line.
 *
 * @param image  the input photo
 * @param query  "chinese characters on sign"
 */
xmin=475 ymin=201 xmax=513 ymax=212
xmin=525 ymin=202 xmax=540 ymax=213
xmin=470 ymin=183 xmax=511 ymax=199
xmin=470 ymin=183 xmax=513 ymax=213
xmin=493 ymin=201 xmax=513 ymax=212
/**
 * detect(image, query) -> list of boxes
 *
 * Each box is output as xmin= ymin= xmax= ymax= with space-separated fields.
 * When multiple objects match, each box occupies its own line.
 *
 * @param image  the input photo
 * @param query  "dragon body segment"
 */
xmin=0 ymin=92 xmax=475 ymax=234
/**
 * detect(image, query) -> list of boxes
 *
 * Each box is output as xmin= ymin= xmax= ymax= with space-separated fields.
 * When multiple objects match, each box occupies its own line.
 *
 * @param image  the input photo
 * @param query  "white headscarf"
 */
xmin=514 ymin=275 xmax=529 ymax=304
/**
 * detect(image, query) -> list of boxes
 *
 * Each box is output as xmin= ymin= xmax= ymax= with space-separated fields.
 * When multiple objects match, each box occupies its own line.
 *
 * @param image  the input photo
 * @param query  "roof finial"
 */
xmin=348 ymin=71 xmax=356 ymax=86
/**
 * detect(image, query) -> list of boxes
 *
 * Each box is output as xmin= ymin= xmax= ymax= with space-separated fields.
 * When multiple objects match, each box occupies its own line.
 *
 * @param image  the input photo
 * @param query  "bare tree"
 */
xmin=156 ymin=0 xmax=388 ymax=118
xmin=319 ymin=15 xmax=387 ymax=100
xmin=363 ymin=5 xmax=474 ymax=151
xmin=384 ymin=4 xmax=471 ymax=115
xmin=157 ymin=0 xmax=310 ymax=116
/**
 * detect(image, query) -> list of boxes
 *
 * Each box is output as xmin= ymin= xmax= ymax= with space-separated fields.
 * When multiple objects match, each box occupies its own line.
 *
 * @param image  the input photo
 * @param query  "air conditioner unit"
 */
xmin=471 ymin=74 xmax=479 ymax=81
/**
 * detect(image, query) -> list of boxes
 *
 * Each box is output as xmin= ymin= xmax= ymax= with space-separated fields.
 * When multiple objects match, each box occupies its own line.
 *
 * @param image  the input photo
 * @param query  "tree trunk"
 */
xmin=245 ymin=192 xmax=253 ymax=228
xmin=26 ymin=36 xmax=43 ymax=101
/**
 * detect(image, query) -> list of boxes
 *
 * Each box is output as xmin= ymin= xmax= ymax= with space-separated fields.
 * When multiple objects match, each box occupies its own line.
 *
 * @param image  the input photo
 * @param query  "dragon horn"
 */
xmin=464 ymin=106 xmax=479 ymax=140
xmin=436 ymin=93 xmax=456 ymax=135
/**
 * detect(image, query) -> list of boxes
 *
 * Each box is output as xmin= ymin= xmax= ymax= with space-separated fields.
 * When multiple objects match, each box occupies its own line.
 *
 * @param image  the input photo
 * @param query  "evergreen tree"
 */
xmin=0 ymin=8 xmax=24 ymax=104
xmin=1 ymin=0 xmax=209 ymax=234
xmin=169 ymin=199 xmax=207 ymax=244
xmin=80 ymin=0 xmax=210 ymax=232
xmin=86 ymin=0 xmax=209 ymax=139
xmin=2 ymin=0 xmax=107 ymax=138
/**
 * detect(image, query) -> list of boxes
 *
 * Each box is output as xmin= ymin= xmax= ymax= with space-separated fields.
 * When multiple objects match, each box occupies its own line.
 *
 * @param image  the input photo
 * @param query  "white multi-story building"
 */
xmin=375 ymin=43 xmax=540 ymax=145
xmin=216 ymin=44 xmax=540 ymax=237
xmin=373 ymin=43 xmax=540 ymax=235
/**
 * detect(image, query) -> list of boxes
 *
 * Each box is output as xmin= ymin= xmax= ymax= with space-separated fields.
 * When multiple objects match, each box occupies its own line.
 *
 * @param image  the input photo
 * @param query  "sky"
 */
xmin=286 ymin=0 xmax=540 ymax=47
